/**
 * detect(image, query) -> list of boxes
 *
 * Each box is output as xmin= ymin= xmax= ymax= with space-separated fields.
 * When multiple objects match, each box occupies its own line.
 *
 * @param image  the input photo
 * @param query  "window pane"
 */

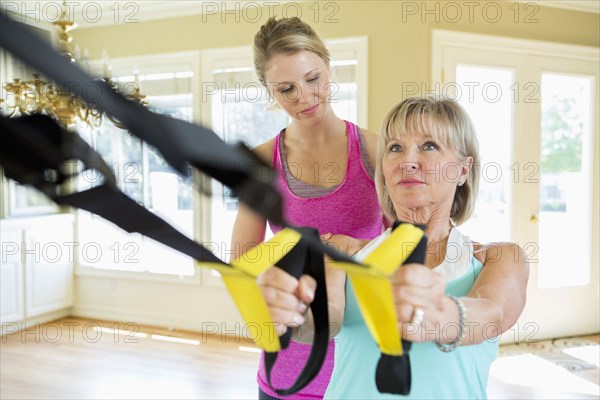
xmin=209 ymin=74 xmax=288 ymax=262
xmin=78 ymin=65 xmax=195 ymax=276
xmin=455 ymin=65 xmax=513 ymax=243
xmin=537 ymin=74 xmax=592 ymax=288
xmin=141 ymin=87 xmax=194 ymax=275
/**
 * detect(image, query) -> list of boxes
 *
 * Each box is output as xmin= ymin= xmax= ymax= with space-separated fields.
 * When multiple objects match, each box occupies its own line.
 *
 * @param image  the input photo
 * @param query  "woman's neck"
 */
xmin=423 ymin=218 xmax=452 ymax=268
xmin=424 ymin=218 xmax=452 ymax=245
xmin=286 ymin=110 xmax=345 ymax=145
xmin=396 ymin=208 xmax=453 ymax=268
xmin=396 ymin=206 xmax=452 ymax=242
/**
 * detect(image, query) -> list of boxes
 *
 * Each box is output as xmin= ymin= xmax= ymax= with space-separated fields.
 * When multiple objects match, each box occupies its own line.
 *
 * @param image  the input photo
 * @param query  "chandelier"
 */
xmin=0 ymin=2 xmax=147 ymax=128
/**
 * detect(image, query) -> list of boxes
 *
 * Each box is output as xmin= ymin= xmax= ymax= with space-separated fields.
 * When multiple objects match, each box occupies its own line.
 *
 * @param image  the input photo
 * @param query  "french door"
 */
xmin=433 ymin=30 xmax=599 ymax=342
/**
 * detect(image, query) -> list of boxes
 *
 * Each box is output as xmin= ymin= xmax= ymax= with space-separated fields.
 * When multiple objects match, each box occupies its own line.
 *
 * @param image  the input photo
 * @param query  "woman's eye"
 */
xmin=307 ymin=75 xmax=319 ymax=83
xmin=422 ymin=141 xmax=439 ymax=151
xmin=388 ymin=144 xmax=401 ymax=152
xmin=280 ymin=85 xmax=293 ymax=94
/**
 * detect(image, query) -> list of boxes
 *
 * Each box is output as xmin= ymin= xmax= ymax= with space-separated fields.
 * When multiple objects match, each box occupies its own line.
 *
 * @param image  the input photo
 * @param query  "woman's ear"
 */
xmin=460 ymin=156 xmax=474 ymax=185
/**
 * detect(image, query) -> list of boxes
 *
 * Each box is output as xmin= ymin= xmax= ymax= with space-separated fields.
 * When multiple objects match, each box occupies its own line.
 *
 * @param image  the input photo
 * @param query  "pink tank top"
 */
xmin=258 ymin=121 xmax=383 ymax=399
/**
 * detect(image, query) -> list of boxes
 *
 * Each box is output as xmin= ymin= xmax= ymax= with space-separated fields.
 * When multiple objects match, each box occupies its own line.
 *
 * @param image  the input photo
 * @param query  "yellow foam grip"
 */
xmin=199 ymin=228 xmax=302 ymax=352
xmin=331 ymin=224 xmax=424 ymax=356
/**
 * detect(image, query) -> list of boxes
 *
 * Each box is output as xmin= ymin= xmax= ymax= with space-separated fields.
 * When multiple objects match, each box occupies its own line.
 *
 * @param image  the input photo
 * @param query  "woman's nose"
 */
xmin=401 ymin=147 xmax=421 ymax=172
xmin=403 ymin=161 xmax=420 ymax=172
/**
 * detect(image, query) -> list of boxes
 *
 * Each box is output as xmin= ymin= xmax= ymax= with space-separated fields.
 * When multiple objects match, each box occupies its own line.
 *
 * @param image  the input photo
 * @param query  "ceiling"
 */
xmin=1 ymin=0 xmax=598 ymax=29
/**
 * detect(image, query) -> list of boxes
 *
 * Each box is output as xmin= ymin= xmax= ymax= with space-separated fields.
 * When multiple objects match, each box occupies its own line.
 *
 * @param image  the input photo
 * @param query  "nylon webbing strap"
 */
xmin=0 ymin=114 xmax=223 ymax=267
xmin=0 ymin=13 xmax=334 ymax=394
xmin=0 ymin=12 xmax=283 ymax=225
xmin=0 ymin=112 xmax=314 ymax=381
xmin=0 ymin=12 xmax=425 ymax=395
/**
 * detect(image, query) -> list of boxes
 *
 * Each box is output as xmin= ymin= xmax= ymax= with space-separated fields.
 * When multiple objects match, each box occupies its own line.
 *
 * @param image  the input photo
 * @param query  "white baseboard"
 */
xmin=70 ymin=304 xmax=248 ymax=337
xmin=1 ymin=308 xmax=71 ymax=336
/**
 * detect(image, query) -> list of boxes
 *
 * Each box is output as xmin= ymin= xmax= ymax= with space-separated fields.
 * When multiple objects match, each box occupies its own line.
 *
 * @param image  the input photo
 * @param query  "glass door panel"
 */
xmin=435 ymin=31 xmax=599 ymax=340
xmin=455 ymin=65 xmax=513 ymax=244
xmin=538 ymin=74 xmax=593 ymax=289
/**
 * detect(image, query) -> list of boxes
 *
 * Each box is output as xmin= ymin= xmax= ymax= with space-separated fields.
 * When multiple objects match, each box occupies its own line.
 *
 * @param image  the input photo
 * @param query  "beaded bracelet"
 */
xmin=435 ymin=295 xmax=467 ymax=353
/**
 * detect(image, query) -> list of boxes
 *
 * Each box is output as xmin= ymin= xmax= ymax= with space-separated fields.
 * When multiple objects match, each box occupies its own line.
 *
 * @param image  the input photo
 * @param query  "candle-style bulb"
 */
xmin=132 ymin=65 xmax=140 ymax=86
xmin=102 ymin=50 xmax=112 ymax=79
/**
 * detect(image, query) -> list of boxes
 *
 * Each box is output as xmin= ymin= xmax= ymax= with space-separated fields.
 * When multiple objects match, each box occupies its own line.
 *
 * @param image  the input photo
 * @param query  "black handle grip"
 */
xmin=376 ymin=353 xmax=412 ymax=395
xmin=376 ymin=222 xmax=427 ymax=395
xmin=263 ymin=227 xmax=330 ymax=396
xmin=401 ymin=233 xmax=427 ymax=354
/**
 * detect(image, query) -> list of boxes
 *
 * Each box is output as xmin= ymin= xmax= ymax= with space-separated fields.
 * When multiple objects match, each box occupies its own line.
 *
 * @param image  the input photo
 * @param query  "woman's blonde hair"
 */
xmin=253 ymin=16 xmax=330 ymax=86
xmin=375 ymin=97 xmax=481 ymax=226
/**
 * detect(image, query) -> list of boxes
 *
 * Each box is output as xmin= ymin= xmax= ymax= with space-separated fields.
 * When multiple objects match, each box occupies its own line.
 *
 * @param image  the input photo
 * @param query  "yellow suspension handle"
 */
xmin=330 ymin=223 xmax=425 ymax=355
xmin=199 ymin=228 xmax=302 ymax=352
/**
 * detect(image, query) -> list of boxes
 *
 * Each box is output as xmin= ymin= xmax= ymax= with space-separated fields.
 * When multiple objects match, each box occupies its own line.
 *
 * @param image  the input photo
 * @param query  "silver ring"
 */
xmin=411 ymin=306 xmax=425 ymax=325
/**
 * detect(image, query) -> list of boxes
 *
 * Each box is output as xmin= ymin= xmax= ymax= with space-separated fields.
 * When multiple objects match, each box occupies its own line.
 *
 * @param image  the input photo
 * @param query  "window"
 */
xmin=433 ymin=29 xmax=599 ymax=340
xmin=0 ymin=23 xmax=59 ymax=218
xmin=74 ymin=38 xmax=367 ymax=281
xmin=76 ymin=52 xmax=199 ymax=278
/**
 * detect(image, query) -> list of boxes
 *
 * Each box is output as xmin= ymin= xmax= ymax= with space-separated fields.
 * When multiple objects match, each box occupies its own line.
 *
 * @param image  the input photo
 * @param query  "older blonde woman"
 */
xmin=258 ymin=97 xmax=529 ymax=399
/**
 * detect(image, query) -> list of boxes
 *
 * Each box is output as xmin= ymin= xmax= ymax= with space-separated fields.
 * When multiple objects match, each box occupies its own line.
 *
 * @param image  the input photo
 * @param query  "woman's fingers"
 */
xmin=257 ymin=266 xmax=299 ymax=293
xmin=257 ymin=267 xmax=316 ymax=331
xmin=268 ymin=305 xmax=306 ymax=336
xmin=391 ymin=264 xmax=447 ymax=332
xmin=297 ymin=274 xmax=316 ymax=305
xmin=321 ymin=233 xmax=365 ymax=256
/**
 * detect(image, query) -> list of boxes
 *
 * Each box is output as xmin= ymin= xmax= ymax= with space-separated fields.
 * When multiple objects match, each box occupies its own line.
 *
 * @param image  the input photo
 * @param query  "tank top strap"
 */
xmin=345 ymin=120 xmax=364 ymax=177
xmin=345 ymin=120 xmax=358 ymax=159
xmin=272 ymin=128 xmax=284 ymax=170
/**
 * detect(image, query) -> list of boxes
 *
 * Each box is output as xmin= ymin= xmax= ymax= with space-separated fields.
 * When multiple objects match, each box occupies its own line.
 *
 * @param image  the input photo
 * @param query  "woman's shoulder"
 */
xmin=473 ymin=241 xmax=526 ymax=266
xmin=252 ymin=138 xmax=277 ymax=165
xmin=357 ymin=126 xmax=378 ymax=143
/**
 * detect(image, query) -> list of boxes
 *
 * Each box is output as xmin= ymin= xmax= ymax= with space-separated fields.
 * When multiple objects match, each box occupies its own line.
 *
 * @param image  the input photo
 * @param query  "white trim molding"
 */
xmin=432 ymin=29 xmax=600 ymax=84
xmin=515 ymin=0 xmax=600 ymax=14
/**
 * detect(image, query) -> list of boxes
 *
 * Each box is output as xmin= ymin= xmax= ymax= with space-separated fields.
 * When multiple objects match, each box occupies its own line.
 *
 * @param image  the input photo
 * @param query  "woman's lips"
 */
xmin=398 ymin=179 xmax=425 ymax=187
xmin=300 ymin=104 xmax=319 ymax=116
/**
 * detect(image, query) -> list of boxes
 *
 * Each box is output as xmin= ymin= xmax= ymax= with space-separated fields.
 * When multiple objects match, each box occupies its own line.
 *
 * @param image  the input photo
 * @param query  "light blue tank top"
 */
xmin=325 ymin=228 xmax=499 ymax=399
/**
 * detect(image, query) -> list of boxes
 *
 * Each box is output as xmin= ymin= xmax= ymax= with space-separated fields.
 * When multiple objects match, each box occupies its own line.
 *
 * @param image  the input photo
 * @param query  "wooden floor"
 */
xmin=1 ymin=317 xmax=598 ymax=399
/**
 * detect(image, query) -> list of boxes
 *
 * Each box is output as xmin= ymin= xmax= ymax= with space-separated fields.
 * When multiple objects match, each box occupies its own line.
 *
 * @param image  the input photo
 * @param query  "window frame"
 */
xmin=75 ymin=51 xmax=203 ymax=284
xmin=431 ymin=29 xmax=599 ymax=341
xmin=74 ymin=37 xmax=368 ymax=283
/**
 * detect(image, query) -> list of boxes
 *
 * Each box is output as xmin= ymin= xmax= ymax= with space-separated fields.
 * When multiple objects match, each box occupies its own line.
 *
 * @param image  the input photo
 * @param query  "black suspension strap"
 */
xmin=0 ymin=112 xmax=329 ymax=396
xmin=0 ymin=12 xmax=332 ymax=395
xmin=0 ymin=11 xmax=423 ymax=395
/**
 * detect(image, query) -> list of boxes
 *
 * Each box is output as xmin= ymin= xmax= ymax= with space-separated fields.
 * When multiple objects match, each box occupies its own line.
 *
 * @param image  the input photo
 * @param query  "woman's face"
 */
xmin=381 ymin=129 xmax=472 ymax=218
xmin=264 ymin=50 xmax=333 ymax=126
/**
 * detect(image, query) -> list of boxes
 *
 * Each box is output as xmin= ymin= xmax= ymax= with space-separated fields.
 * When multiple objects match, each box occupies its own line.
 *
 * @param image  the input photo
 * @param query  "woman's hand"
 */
xmin=321 ymin=233 xmax=368 ymax=257
xmin=257 ymin=267 xmax=316 ymax=336
xmin=391 ymin=264 xmax=454 ymax=343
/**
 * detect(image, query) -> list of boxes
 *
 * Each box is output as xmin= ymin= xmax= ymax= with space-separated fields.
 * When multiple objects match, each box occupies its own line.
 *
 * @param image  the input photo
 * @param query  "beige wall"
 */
xmin=74 ymin=0 xmax=600 ymax=132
